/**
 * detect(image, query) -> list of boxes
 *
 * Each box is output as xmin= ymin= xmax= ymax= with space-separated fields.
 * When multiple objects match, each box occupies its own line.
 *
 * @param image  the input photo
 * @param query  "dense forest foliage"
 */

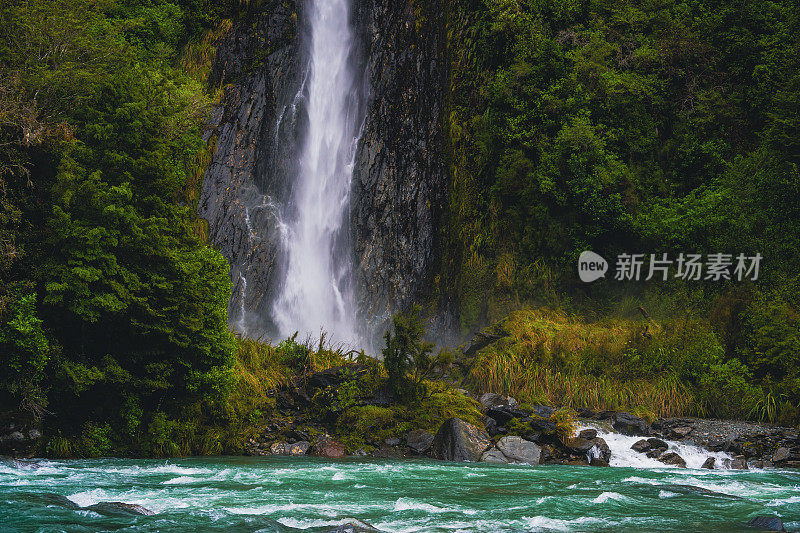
xmin=442 ymin=0 xmax=800 ymax=422
xmin=1 ymin=0 xmax=799 ymax=457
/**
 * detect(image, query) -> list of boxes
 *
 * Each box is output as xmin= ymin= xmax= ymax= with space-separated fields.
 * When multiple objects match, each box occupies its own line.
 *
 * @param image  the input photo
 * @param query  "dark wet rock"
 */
xmin=496 ymin=436 xmax=541 ymax=465
xmin=484 ymin=416 xmax=499 ymax=436
xmin=595 ymin=410 xmax=616 ymax=420
xmin=647 ymin=437 xmax=668 ymax=449
xmin=612 ymin=412 xmax=650 ymax=436
xmin=480 ymin=447 xmax=509 ymax=464
xmin=0 ymin=423 xmax=43 ymax=457
xmin=85 ymin=502 xmax=155 ymax=516
xmin=24 ymin=493 xmax=80 ymax=510
xmin=578 ymin=429 xmax=597 ymax=440
xmin=632 ymin=439 xmax=651 ymax=453
xmin=485 ymin=407 xmax=515 ymax=425
xmin=747 ymin=516 xmax=786 ymax=531
xmin=658 ymin=452 xmax=687 ymax=468
xmin=576 ymin=407 xmax=597 ymax=418
xmin=590 ymin=458 xmax=610 ymax=467
xmin=432 ymin=418 xmax=491 ymax=462
xmin=310 ymin=436 xmax=347 ymax=459
xmin=285 ymin=441 xmax=310 ymax=455
xmin=406 ymin=429 xmax=434 ymax=454
xmin=566 ymin=437 xmax=595 ymax=454
xmin=529 ymin=418 xmax=557 ymax=434
xmin=590 ymin=438 xmax=612 ymax=464
xmin=654 ymin=484 xmax=744 ymax=500
xmin=646 ymin=447 xmax=667 ymax=459
xmin=530 ymin=405 xmax=555 ymax=419
xmin=702 ymin=457 xmax=716 ymax=469
xmin=730 ymin=456 xmax=749 ymax=470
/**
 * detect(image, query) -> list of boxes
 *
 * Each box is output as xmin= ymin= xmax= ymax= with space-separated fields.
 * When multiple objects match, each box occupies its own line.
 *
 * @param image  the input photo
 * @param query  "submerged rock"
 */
xmin=658 ymin=452 xmax=687 ymax=468
xmin=746 ymin=516 xmax=786 ymax=531
xmin=496 ymin=436 xmax=541 ymax=465
xmin=432 ymin=418 xmax=491 ymax=462
xmin=84 ymin=502 xmax=155 ymax=516
xmin=324 ymin=520 xmax=384 ymax=533
xmin=24 ymin=493 xmax=80 ymax=510
xmin=406 ymin=429 xmax=434 ymax=454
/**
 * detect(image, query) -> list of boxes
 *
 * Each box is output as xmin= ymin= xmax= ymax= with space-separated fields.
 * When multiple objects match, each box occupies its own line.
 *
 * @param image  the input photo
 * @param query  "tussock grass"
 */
xmin=467 ymin=308 xmax=697 ymax=419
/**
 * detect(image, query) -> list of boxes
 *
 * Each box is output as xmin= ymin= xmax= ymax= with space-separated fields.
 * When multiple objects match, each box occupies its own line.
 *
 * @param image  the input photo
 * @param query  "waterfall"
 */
xmin=271 ymin=0 xmax=364 ymax=346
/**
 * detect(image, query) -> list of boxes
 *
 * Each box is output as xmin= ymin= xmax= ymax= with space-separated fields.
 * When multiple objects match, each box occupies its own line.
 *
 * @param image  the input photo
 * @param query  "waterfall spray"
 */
xmin=271 ymin=0 xmax=364 ymax=346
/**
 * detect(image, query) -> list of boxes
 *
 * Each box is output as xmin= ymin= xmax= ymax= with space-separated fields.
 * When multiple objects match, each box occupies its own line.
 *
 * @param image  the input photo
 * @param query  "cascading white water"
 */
xmin=577 ymin=423 xmax=735 ymax=469
xmin=271 ymin=0 xmax=363 ymax=346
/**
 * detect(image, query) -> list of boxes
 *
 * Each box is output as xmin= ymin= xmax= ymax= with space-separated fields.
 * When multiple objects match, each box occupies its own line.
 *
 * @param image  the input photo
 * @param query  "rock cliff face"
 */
xmin=200 ymin=0 xmax=447 ymax=340
xmin=350 ymin=1 xmax=448 ymax=333
xmin=200 ymin=1 xmax=305 ymax=334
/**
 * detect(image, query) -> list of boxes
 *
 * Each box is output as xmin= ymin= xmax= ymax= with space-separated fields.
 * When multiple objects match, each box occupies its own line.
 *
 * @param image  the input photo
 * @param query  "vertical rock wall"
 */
xmin=351 ymin=1 xmax=448 ymax=335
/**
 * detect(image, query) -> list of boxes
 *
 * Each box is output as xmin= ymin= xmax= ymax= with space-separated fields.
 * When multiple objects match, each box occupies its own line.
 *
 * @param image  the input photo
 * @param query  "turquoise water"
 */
xmin=2 ymin=457 xmax=799 ymax=532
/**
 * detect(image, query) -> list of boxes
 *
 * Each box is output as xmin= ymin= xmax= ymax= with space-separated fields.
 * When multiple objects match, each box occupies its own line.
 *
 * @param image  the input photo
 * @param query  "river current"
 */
xmin=3 ymin=455 xmax=799 ymax=532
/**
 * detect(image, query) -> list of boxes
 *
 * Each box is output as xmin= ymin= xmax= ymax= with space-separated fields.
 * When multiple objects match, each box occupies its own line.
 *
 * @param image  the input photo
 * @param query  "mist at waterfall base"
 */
xmin=234 ymin=0 xmax=367 ymax=348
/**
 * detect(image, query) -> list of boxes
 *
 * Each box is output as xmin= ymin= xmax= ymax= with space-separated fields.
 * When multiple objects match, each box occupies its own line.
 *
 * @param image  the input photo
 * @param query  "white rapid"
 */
xmin=271 ymin=0 xmax=363 ymax=346
xmin=579 ymin=423 xmax=736 ymax=470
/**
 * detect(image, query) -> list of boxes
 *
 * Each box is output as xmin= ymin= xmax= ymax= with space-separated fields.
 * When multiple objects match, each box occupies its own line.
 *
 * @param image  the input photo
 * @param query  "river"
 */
xmin=3 ymin=455 xmax=799 ymax=532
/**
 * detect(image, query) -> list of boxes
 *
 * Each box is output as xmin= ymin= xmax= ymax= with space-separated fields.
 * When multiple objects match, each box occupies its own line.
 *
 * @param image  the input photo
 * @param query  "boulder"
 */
xmin=432 ymin=418 xmax=491 ymax=462
xmin=384 ymin=437 xmax=401 ymax=447
xmin=612 ymin=412 xmax=650 ymax=436
xmin=406 ymin=430 xmax=434 ymax=454
xmin=285 ymin=441 xmax=310 ymax=455
xmin=658 ymin=452 xmax=687 ymax=468
xmin=772 ymin=447 xmax=791 ymax=463
xmin=730 ymin=456 xmax=749 ymax=470
xmin=669 ymin=426 xmax=693 ymax=439
xmin=480 ymin=448 xmax=509 ymax=463
xmin=577 ymin=407 xmax=597 ymax=418
xmin=484 ymin=416 xmax=498 ymax=436
xmin=746 ymin=516 xmax=786 ymax=532
xmin=478 ymin=393 xmax=518 ymax=410
xmin=485 ymin=407 xmax=515 ymax=425
xmin=631 ymin=439 xmax=651 ymax=453
xmin=590 ymin=438 xmax=612 ymax=463
xmin=310 ymin=437 xmax=347 ymax=458
xmin=578 ymin=429 xmax=597 ymax=440
xmin=647 ymin=437 xmax=668 ymax=449
xmin=530 ymin=405 xmax=555 ymax=419
xmin=496 ymin=436 xmax=541 ymax=464
xmin=590 ymin=457 xmax=610 ymax=467
xmin=701 ymin=457 xmax=716 ymax=469
xmin=269 ymin=442 xmax=286 ymax=455
xmin=85 ymin=502 xmax=155 ymax=516
xmin=566 ymin=437 xmax=595 ymax=454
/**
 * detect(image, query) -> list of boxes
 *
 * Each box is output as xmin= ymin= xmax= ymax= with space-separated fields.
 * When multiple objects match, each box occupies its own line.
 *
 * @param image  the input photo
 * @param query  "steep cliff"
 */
xmin=351 ymin=1 xmax=448 ymax=334
xmin=200 ymin=1 xmax=305 ymax=334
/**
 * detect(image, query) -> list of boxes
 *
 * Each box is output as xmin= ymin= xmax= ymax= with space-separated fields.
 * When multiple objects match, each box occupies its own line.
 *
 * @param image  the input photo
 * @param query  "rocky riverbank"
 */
xmin=238 ymin=366 xmax=799 ymax=470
